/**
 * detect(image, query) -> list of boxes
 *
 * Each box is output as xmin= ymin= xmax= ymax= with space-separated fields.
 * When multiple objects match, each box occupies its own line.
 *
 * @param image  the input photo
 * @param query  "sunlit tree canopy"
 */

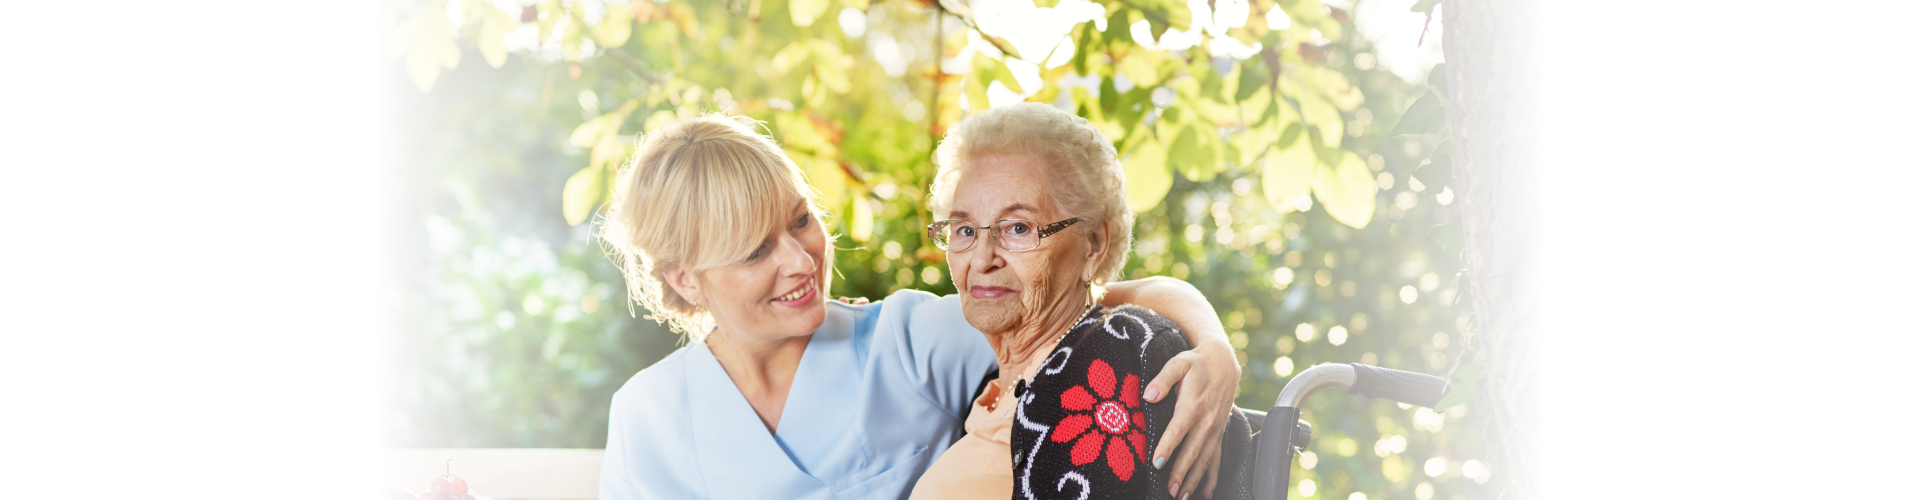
xmin=387 ymin=0 xmax=1487 ymax=497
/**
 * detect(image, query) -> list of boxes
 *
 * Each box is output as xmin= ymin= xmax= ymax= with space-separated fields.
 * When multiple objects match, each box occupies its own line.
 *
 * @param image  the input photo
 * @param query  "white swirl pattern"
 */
xmin=1053 ymin=471 xmax=1091 ymax=500
xmin=1018 ymin=306 xmax=1169 ymax=500
xmin=1015 ymin=387 xmax=1051 ymax=500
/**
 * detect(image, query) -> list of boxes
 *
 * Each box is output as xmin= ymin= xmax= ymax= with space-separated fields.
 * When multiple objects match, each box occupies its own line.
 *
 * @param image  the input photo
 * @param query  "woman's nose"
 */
xmin=967 ymin=233 xmax=1003 ymax=271
xmin=774 ymin=234 xmax=816 ymax=275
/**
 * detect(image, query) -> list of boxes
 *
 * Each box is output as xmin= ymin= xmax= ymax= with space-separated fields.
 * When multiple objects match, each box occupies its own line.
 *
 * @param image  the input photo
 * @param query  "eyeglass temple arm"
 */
xmin=1038 ymin=218 xmax=1079 ymax=238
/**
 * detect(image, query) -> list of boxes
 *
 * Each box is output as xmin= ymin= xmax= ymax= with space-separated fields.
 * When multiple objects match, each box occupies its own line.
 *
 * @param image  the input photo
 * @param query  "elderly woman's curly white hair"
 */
xmin=927 ymin=102 xmax=1135 ymax=287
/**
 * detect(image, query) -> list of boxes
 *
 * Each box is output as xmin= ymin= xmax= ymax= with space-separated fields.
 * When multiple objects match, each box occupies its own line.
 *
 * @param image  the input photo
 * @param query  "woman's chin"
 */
xmin=781 ymin=305 xmax=828 ymax=336
xmin=960 ymin=304 xmax=1021 ymax=334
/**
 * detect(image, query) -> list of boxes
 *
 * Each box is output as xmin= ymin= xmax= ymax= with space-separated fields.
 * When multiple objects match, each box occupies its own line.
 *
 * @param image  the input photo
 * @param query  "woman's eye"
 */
xmin=747 ymin=244 xmax=769 ymax=262
xmin=792 ymin=213 xmax=811 ymax=229
xmin=958 ymin=226 xmax=976 ymax=238
xmin=1009 ymin=222 xmax=1032 ymax=234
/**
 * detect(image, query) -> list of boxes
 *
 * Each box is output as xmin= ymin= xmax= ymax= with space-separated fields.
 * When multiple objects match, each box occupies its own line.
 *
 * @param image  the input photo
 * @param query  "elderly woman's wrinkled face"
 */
xmin=945 ymin=153 xmax=1102 ymax=334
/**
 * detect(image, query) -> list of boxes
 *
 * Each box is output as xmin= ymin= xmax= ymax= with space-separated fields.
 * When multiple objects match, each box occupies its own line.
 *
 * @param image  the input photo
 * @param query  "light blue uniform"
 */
xmin=599 ymin=290 xmax=997 ymax=500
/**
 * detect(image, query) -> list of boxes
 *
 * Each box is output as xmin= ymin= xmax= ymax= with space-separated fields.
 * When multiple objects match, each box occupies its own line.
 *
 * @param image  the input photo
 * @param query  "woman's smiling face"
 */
xmin=945 ymin=153 xmax=1099 ymax=334
xmin=681 ymin=199 xmax=830 ymax=340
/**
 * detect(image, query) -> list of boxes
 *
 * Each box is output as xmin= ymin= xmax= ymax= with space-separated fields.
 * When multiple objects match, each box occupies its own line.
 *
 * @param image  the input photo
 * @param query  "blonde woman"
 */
xmin=595 ymin=114 xmax=1240 ymax=500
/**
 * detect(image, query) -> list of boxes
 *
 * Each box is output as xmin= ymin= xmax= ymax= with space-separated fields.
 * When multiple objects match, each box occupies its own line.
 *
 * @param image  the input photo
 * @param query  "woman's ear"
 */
xmin=662 ymin=265 xmax=703 ymax=308
xmin=1082 ymin=221 xmax=1109 ymax=281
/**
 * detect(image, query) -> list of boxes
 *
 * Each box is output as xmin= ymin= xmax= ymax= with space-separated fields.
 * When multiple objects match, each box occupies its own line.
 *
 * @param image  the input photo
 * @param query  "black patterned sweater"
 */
xmin=1008 ymin=305 xmax=1255 ymax=500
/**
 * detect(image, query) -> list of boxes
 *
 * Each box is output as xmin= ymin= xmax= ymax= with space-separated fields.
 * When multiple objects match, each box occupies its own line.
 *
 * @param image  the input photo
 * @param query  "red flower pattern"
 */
xmin=1049 ymin=358 xmax=1148 ymax=482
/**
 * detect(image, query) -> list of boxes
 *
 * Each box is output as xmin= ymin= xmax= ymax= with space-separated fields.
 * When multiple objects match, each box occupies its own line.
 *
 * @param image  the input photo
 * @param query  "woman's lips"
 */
xmin=772 ymin=276 xmax=818 ymax=306
xmin=969 ymin=286 xmax=1018 ymax=299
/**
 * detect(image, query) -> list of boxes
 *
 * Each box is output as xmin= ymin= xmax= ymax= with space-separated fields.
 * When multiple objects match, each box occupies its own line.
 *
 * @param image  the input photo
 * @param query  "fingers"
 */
xmin=1199 ymin=449 xmax=1222 ymax=499
xmin=1144 ymin=354 xmax=1196 ymax=403
xmin=1153 ymin=393 xmax=1197 ymax=474
xmin=1175 ymin=429 xmax=1222 ymax=500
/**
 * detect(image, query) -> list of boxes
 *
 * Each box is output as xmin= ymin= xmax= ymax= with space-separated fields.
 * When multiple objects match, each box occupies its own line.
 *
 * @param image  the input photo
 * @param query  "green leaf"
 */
xmin=770 ymin=42 xmax=812 ymax=74
xmin=1198 ymin=62 xmax=1226 ymax=103
xmin=1411 ymin=0 xmax=1440 ymax=13
xmin=1298 ymin=65 xmax=1363 ymax=112
xmin=1236 ymin=59 xmax=1269 ymax=102
xmin=1123 ymin=138 xmax=1173 ymax=212
xmin=1434 ymin=351 xmax=1483 ymax=410
xmin=1117 ymin=55 xmax=1161 ymax=88
xmin=848 ymin=193 xmax=873 ymax=242
xmin=989 ymin=57 xmax=1024 ymax=94
xmin=562 ymin=165 xmax=606 ymax=226
xmin=801 ymin=153 xmax=848 ymax=208
xmin=1098 ymin=76 xmax=1120 ymax=114
xmin=1168 ymin=124 xmax=1217 ymax=182
xmin=1154 ymin=0 xmax=1192 ymax=31
xmin=811 ymin=40 xmax=854 ymax=94
xmin=1391 ymin=91 xmax=1448 ymax=136
xmin=1433 ymin=382 xmax=1477 ymax=411
xmin=568 ymin=115 xmax=612 ymax=149
xmin=462 ymin=0 xmax=514 ymax=68
xmin=775 ymin=112 xmax=836 ymax=157
xmin=1296 ymin=94 xmax=1342 ymax=148
xmin=1073 ymin=23 xmax=1095 ymax=75
xmin=1426 ymin=62 xmax=1449 ymax=97
xmin=392 ymin=8 xmax=461 ymax=92
xmin=1413 ymin=149 xmax=1452 ymax=189
xmin=790 ymin=0 xmax=831 ymax=27
xmin=535 ymin=0 xmax=562 ymax=45
xmin=1311 ymin=149 xmax=1377 ymax=228
xmin=642 ymin=109 xmax=677 ymax=133
xmin=1229 ymin=107 xmax=1276 ymax=168
xmin=1262 ymin=126 xmax=1313 ymax=213
xmin=594 ymin=2 xmax=633 ymax=48
xmin=1102 ymin=9 xmax=1132 ymax=47
xmin=1259 ymin=90 xmax=1284 ymax=127
xmin=1034 ymin=0 xmax=1061 ymax=6
xmin=981 ymin=33 xmax=1024 ymax=60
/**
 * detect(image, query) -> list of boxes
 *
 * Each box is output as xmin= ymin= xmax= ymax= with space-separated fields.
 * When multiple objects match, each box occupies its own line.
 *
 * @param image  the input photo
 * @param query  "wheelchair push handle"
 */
xmin=1253 ymin=363 xmax=1453 ymax=500
xmin=1346 ymin=363 xmax=1452 ymax=408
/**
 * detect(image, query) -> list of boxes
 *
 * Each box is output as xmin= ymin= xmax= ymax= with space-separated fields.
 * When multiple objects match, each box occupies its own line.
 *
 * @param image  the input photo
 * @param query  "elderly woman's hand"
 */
xmin=1102 ymin=276 xmax=1241 ymax=499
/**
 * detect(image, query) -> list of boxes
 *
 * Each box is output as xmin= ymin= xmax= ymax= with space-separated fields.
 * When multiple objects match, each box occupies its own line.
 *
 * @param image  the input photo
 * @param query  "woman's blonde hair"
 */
xmin=927 ymin=102 xmax=1134 ymax=286
xmin=597 ymin=114 xmax=826 ymax=339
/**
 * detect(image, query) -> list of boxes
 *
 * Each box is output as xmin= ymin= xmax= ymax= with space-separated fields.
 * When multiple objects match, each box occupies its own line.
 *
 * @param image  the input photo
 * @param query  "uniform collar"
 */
xmin=686 ymin=340 xmax=829 ymax=497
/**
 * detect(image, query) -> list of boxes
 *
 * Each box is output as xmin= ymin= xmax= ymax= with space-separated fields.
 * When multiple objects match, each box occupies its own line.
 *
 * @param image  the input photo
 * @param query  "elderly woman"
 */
xmin=909 ymin=103 xmax=1254 ymax=500
xmin=595 ymin=114 xmax=1243 ymax=500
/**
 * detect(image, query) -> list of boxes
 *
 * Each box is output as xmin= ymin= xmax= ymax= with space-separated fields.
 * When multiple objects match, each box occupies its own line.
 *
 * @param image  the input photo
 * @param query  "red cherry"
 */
xmin=450 ymin=478 xmax=468 ymax=495
xmin=430 ymin=477 xmax=451 ymax=494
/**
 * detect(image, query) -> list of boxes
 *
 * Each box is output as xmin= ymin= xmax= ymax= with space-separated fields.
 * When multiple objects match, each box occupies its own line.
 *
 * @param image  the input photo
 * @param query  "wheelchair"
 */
xmin=1239 ymin=363 xmax=1453 ymax=500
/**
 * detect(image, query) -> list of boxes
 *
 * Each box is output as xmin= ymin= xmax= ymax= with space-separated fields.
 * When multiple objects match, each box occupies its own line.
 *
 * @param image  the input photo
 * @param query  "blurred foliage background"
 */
xmin=385 ymin=0 xmax=1492 ymax=498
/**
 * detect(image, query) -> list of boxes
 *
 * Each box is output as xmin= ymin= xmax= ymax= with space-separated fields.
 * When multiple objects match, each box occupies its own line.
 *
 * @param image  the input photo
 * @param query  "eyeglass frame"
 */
xmin=925 ymin=217 xmax=1080 ymax=252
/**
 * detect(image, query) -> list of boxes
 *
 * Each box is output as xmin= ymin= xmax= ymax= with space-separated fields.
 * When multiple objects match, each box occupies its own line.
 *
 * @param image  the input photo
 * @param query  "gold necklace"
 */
xmin=987 ymin=305 xmax=1095 ymax=413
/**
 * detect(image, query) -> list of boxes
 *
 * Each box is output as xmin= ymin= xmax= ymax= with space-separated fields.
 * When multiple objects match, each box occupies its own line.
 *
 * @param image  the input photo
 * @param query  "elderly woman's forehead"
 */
xmin=950 ymin=164 xmax=1059 ymax=216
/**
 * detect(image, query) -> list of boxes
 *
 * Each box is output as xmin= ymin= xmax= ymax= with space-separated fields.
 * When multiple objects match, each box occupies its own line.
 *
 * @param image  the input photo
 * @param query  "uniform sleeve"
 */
xmin=889 ymin=291 xmax=997 ymax=421
xmin=598 ymin=398 xmax=643 ymax=500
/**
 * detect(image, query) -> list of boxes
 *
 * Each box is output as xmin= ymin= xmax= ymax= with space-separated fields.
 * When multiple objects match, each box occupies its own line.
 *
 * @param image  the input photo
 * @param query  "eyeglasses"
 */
xmin=926 ymin=218 xmax=1080 ymax=252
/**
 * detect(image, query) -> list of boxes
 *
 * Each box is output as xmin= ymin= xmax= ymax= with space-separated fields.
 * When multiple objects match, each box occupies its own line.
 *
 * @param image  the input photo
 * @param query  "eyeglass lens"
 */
xmin=932 ymin=220 xmax=1042 ymax=251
